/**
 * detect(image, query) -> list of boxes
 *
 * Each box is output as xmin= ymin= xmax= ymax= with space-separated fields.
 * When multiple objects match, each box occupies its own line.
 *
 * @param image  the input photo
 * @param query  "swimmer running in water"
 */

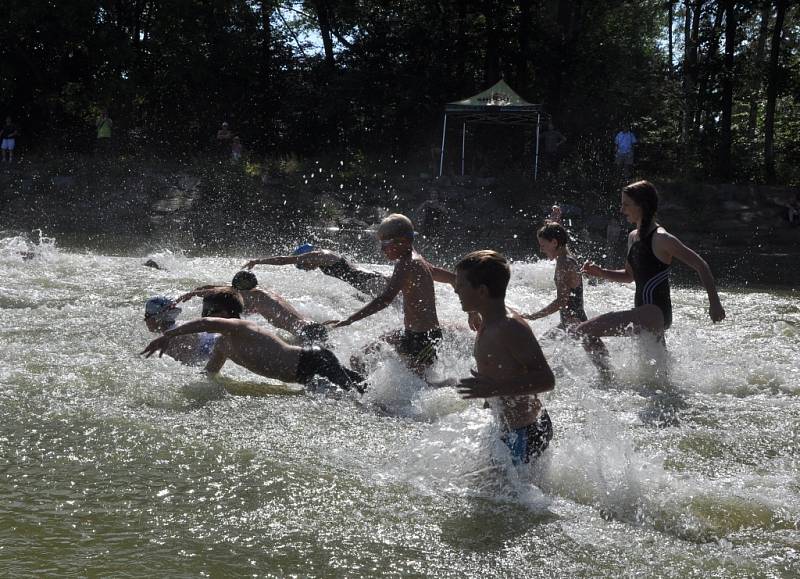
xmin=577 ymin=180 xmax=725 ymax=347
xmin=522 ymin=222 xmax=611 ymax=377
xmin=143 ymin=296 xmax=219 ymax=365
xmin=454 ymin=250 xmax=555 ymax=466
xmin=177 ymin=270 xmax=329 ymax=345
xmin=142 ymin=289 xmax=365 ymax=393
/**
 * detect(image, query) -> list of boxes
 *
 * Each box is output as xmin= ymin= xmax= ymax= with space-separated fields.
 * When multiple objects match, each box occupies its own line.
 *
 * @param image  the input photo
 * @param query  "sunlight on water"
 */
xmin=1 ymin=234 xmax=798 ymax=576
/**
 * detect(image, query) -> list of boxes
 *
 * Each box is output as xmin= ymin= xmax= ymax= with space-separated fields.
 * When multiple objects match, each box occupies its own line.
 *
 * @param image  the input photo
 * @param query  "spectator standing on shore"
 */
xmin=216 ymin=121 xmax=233 ymax=159
xmin=231 ymin=136 xmax=243 ymax=163
xmin=541 ymin=120 xmax=566 ymax=175
xmin=1 ymin=117 xmax=19 ymax=163
xmin=96 ymin=110 xmax=112 ymax=155
xmin=614 ymin=124 xmax=637 ymax=179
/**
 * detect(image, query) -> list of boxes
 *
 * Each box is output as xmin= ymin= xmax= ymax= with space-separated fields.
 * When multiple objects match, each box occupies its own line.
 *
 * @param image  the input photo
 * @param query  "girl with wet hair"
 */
xmin=578 ymin=180 xmax=725 ymax=345
xmin=524 ymin=222 xmax=611 ymax=376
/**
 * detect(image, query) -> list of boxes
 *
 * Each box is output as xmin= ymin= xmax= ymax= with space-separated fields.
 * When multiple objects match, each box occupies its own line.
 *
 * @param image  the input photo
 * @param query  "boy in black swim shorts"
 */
xmin=327 ymin=214 xmax=442 ymax=375
xmin=142 ymin=289 xmax=365 ymax=393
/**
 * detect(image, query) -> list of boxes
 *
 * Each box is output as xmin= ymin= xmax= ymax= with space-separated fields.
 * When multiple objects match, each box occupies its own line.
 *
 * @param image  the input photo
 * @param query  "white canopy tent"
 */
xmin=438 ymin=80 xmax=545 ymax=179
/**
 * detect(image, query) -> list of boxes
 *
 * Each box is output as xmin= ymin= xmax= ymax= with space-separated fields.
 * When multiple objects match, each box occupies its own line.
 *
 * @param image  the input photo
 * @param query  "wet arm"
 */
xmin=662 ymin=235 xmax=725 ymax=319
xmin=429 ymin=265 xmax=456 ymax=286
xmin=164 ymin=318 xmax=238 ymax=338
xmin=244 ymin=256 xmax=298 ymax=268
xmin=583 ymin=260 xmax=633 ymax=284
xmin=342 ymin=267 xmax=404 ymax=324
xmin=176 ymin=286 xmax=225 ymax=302
xmin=204 ymin=343 xmax=227 ymax=375
xmin=526 ymin=267 xmax=575 ymax=320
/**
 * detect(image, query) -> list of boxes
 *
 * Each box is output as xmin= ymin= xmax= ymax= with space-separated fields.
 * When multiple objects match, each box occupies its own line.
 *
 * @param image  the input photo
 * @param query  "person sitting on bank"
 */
xmin=177 ymin=270 xmax=329 ymax=345
xmin=142 ymin=289 xmax=365 ymax=393
xmin=143 ymin=296 xmax=219 ymax=366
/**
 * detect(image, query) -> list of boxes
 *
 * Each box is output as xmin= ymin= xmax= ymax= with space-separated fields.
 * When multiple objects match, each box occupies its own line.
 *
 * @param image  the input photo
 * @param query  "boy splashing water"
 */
xmin=328 ymin=213 xmax=441 ymax=375
xmin=454 ymin=251 xmax=555 ymax=466
xmin=142 ymin=289 xmax=365 ymax=393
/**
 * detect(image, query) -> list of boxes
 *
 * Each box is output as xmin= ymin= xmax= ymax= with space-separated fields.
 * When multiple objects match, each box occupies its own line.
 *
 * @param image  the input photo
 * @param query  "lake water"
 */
xmin=1 ymin=232 xmax=798 ymax=577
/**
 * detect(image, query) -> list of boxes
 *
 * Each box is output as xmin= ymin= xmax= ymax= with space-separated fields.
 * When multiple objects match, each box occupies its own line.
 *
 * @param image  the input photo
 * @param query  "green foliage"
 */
xmin=0 ymin=0 xmax=797 ymax=184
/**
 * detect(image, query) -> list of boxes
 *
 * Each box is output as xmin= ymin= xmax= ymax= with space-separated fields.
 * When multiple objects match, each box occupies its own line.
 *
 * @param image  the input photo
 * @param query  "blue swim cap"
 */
xmin=293 ymin=243 xmax=315 ymax=255
xmin=145 ymin=296 xmax=181 ymax=321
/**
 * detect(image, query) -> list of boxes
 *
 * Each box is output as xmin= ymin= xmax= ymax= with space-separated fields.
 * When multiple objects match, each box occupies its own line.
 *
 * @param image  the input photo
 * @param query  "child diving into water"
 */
xmin=454 ymin=250 xmax=555 ymax=466
xmin=143 ymin=296 xmax=219 ymax=365
xmin=141 ymin=289 xmax=365 ymax=393
xmin=243 ymin=246 xmax=387 ymax=298
xmin=326 ymin=214 xmax=442 ymax=375
xmin=177 ymin=270 xmax=329 ymax=345
xmin=522 ymin=222 xmax=611 ymax=377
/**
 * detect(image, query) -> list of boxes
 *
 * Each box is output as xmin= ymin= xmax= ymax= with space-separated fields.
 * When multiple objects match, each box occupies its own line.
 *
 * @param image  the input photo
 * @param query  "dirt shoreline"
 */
xmin=1 ymin=156 xmax=798 ymax=288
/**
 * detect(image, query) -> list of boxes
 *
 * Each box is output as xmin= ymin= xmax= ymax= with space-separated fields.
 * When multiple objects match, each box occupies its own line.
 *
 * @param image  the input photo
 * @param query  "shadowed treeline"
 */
xmin=1 ymin=1 xmax=799 ymax=184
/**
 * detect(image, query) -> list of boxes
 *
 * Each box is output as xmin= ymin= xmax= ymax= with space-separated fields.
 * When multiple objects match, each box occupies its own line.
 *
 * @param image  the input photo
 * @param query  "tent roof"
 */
xmin=445 ymin=79 xmax=543 ymax=123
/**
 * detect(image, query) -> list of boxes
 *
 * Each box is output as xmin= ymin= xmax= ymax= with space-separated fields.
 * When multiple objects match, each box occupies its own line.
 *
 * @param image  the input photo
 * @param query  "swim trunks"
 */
xmin=296 ymin=346 xmax=366 ymax=393
xmin=393 ymin=327 xmax=442 ymax=366
xmin=627 ymin=228 xmax=672 ymax=329
xmin=501 ymin=409 xmax=553 ymax=466
xmin=297 ymin=322 xmax=329 ymax=345
xmin=196 ymin=332 xmax=219 ymax=359
xmin=1 ymin=138 xmax=15 ymax=151
xmin=319 ymin=258 xmax=386 ymax=297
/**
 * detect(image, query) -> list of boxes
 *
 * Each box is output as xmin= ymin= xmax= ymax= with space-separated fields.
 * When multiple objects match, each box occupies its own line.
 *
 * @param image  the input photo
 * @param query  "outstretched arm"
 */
xmin=661 ymin=234 xmax=726 ymax=322
xmin=524 ymin=266 xmax=575 ymax=321
xmin=176 ymin=285 xmax=226 ymax=303
xmin=242 ymin=256 xmax=298 ymax=269
xmin=331 ymin=265 xmax=405 ymax=327
xmin=140 ymin=319 xmax=240 ymax=357
xmin=430 ymin=265 xmax=456 ymax=286
xmin=581 ymin=260 xmax=634 ymax=284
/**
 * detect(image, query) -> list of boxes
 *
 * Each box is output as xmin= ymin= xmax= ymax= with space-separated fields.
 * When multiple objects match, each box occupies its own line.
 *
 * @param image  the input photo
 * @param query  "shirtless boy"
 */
xmin=141 ymin=289 xmax=365 ymax=392
xmin=177 ymin=270 xmax=329 ymax=345
xmin=454 ymin=250 xmax=555 ymax=466
xmin=143 ymin=296 xmax=219 ymax=365
xmin=327 ymin=214 xmax=442 ymax=373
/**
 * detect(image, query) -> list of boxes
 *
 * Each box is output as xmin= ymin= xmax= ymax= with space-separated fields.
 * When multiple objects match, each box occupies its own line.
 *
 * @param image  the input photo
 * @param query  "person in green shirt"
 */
xmin=96 ymin=109 xmax=112 ymax=154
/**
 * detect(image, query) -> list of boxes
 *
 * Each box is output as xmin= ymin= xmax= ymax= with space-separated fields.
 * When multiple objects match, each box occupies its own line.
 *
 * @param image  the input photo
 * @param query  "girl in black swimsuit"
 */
xmin=523 ymin=222 xmax=611 ymax=376
xmin=576 ymin=181 xmax=725 ymax=344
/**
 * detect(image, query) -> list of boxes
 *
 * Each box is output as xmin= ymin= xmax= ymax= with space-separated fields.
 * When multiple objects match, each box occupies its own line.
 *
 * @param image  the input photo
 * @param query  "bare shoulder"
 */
xmin=652 ymin=226 xmax=682 ymax=249
xmin=503 ymin=313 xmax=536 ymax=341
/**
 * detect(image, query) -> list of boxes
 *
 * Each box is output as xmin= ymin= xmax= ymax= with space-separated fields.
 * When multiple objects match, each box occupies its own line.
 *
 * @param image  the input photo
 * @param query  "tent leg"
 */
xmin=438 ymin=114 xmax=448 ymax=178
xmin=461 ymin=123 xmax=466 ymax=176
xmin=534 ymin=113 xmax=541 ymax=181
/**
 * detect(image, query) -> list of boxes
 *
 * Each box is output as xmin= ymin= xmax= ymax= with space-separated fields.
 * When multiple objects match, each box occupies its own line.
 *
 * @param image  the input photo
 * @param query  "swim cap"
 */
xmin=145 ymin=296 xmax=181 ymax=321
xmin=231 ymin=270 xmax=258 ymax=291
xmin=293 ymin=243 xmax=315 ymax=255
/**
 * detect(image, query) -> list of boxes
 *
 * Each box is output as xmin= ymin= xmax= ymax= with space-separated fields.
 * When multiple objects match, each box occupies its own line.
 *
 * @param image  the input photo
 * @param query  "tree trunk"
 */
xmin=668 ymin=1 xmax=674 ymax=74
xmin=764 ymin=0 xmax=788 ymax=183
xmin=311 ymin=0 xmax=336 ymax=69
xmin=681 ymin=0 xmax=701 ymax=155
xmin=515 ymin=0 xmax=533 ymax=88
xmin=718 ymin=0 xmax=736 ymax=179
xmin=746 ymin=1 xmax=771 ymax=144
xmin=483 ymin=0 xmax=501 ymax=85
